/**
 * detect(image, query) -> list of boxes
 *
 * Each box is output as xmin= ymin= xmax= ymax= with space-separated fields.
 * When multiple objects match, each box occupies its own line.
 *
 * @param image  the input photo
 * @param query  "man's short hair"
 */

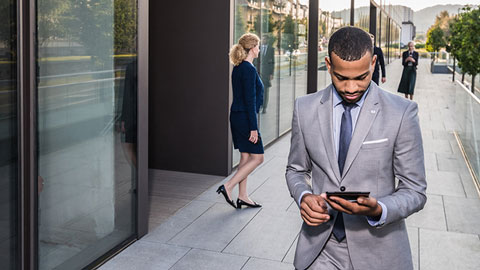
xmin=328 ymin=26 xmax=373 ymax=62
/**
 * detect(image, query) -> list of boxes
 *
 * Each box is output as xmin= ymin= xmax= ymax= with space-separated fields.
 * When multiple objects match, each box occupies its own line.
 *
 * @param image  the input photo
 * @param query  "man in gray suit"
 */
xmin=286 ymin=26 xmax=426 ymax=270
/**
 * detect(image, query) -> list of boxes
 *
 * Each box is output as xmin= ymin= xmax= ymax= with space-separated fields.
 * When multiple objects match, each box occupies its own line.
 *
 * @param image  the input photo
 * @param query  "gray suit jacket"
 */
xmin=286 ymin=83 xmax=427 ymax=270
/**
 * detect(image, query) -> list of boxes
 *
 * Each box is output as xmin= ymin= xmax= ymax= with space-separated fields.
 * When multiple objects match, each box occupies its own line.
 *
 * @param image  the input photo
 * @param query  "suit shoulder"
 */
xmin=295 ymin=88 xmax=326 ymax=106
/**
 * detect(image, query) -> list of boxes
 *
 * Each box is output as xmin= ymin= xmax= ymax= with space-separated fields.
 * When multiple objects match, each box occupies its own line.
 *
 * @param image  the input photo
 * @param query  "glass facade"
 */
xmin=37 ymin=0 xmax=138 ymax=269
xmin=318 ymin=1 xmax=351 ymax=90
xmin=354 ymin=0 xmax=371 ymax=32
xmin=232 ymin=1 xmax=403 ymax=164
xmin=0 ymin=0 xmax=18 ymax=268
xmin=233 ymin=0 xmax=309 ymax=165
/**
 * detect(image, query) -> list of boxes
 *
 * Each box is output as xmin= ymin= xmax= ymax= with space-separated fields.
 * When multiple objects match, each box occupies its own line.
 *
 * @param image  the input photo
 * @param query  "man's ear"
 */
xmin=371 ymin=55 xmax=377 ymax=70
xmin=325 ymin=56 xmax=332 ymax=73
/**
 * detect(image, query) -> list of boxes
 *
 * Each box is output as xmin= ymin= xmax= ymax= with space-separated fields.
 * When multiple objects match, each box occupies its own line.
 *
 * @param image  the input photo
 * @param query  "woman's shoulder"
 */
xmin=236 ymin=61 xmax=257 ymax=73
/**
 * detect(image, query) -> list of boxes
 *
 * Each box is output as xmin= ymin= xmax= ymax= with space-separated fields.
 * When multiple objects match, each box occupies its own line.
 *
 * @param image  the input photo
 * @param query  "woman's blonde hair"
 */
xmin=229 ymin=33 xmax=260 ymax=66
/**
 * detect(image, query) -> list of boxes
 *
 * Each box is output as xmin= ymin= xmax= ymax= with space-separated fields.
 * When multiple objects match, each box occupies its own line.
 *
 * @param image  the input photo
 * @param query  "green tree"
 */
xmin=281 ymin=15 xmax=296 ymax=53
xmin=234 ymin=6 xmax=247 ymax=42
xmin=114 ymin=0 xmax=137 ymax=54
xmin=0 ymin=0 xmax=16 ymax=58
xmin=37 ymin=0 xmax=71 ymax=46
xmin=426 ymin=26 xmax=446 ymax=60
xmin=253 ymin=9 xmax=276 ymax=35
xmin=448 ymin=6 xmax=480 ymax=92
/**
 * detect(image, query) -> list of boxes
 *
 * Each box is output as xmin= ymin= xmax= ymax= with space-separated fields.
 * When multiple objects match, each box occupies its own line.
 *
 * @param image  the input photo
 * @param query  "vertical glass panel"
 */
xmin=37 ymin=0 xmax=138 ymax=269
xmin=381 ymin=12 xmax=388 ymax=61
xmin=258 ymin=0 xmax=279 ymax=144
xmin=0 ymin=0 xmax=18 ymax=268
xmin=278 ymin=1 xmax=297 ymax=135
xmin=294 ymin=1 xmax=308 ymax=99
xmin=354 ymin=0 xmax=371 ymax=32
xmin=376 ymin=7 xmax=381 ymax=47
xmin=318 ymin=1 xmax=351 ymax=90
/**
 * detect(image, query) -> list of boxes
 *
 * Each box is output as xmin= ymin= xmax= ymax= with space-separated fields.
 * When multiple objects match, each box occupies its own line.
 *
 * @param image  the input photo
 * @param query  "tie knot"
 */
xmin=342 ymin=101 xmax=356 ymax=112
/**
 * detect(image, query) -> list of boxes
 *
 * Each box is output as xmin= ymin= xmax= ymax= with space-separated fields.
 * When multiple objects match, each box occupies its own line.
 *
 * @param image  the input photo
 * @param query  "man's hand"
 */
xmin=321 ymin=193 xmax=382 ymax=219
xmin=300 ymin=194 xmax=330 ymax=226
xmin=381 ymin=77 xmax=386 ymax=83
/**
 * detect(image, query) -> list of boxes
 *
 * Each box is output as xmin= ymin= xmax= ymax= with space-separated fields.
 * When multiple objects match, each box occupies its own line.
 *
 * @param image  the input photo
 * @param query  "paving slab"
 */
xmin=406 ymin=194 xmax=446 ymax=231
xmin=425 ymin=171 xmax=466 ymax=197
xmin=241 ymin=258 xmax=293 ymax=270
xmin=443 ymin=195 xmax=480 ymax=234
xmin=98 ymin=241 xmax=190 ymax=270
xmin=419 ymin=228 xmax=480 ymax=270
xmin=168 ymin=203 xmax=260 ymax=251
xmin=142 ymin=200 xmax=215 ymax=244
xmin=223 ymin=209 xmax=302 ymax=261
xmin=170 ymin=249 xmax=248 ymax=270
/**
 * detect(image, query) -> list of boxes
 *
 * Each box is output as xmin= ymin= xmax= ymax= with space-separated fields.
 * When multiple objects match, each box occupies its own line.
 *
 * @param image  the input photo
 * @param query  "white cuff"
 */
xmin=298 ymin=191 xmax=313 ymax=206
xmin=367 ymin=201 xmax=387 ymax=227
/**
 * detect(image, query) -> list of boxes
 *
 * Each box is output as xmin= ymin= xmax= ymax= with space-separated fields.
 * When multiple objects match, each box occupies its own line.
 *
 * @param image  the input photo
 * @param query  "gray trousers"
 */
xmin=306 ymin=234 xmax=354 ymax=270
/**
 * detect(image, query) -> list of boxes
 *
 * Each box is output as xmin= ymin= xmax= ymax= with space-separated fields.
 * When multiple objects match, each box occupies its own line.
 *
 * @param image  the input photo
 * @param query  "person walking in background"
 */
xmin=257 ymin=34 xmax=275 ymax=114
xmin=286 ymin=27 xmax=426 ymax=270
xmin=369 ymin=34 xmax=386 ymax=85
xmin=398 ymin=41 xmax=418 ymax=100
xmin=217 ymin=33 xmax=264 ymax=209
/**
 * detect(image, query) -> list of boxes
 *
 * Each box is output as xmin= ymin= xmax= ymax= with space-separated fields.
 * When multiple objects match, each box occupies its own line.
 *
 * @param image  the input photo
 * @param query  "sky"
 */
xmin=309 ymin=0 xmax=480 ymax=12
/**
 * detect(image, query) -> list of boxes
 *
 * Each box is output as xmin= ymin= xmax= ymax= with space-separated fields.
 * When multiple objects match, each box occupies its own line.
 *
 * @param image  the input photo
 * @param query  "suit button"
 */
xmin=340 ymin=186 xmax=346 ymax=192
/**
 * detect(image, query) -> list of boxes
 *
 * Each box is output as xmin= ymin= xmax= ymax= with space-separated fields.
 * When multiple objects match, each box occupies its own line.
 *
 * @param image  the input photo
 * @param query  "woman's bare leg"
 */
xmin=223 ymin=152 xmax=250 ymax=199
xmin=224 ymin=153 xmax=264 ymax=201
xmin=238 ymin=154 xmax=264 ymax=203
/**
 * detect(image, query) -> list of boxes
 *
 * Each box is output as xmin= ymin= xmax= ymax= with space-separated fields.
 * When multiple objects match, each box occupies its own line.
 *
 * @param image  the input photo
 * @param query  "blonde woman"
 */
xmin=398 ymin=41 xmax=418 ymax=100
xmin=217 ymin=33 xmax=264 ymax=209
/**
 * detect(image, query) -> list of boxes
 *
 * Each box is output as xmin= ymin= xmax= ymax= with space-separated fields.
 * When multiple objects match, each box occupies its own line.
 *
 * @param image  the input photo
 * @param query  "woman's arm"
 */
xmin=242 ymin=67 xmax=258 ymax=131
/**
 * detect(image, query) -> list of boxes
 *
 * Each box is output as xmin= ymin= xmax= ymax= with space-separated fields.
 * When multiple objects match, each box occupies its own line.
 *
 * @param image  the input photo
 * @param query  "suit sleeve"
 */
xmin=378 ymin=102 xmax=427 ymax=226
xmin=286 ymin=98 xmax=313 ymax=208
xmin=378 ymin=49 xmax=386 ymax=77
xmin=242 ymin=67 xmax=258 ymax=131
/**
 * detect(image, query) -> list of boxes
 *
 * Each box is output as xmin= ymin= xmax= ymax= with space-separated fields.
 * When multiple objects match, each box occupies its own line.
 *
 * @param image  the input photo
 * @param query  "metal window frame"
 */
xmin=18 ymin=0 xmax=37 ymax=268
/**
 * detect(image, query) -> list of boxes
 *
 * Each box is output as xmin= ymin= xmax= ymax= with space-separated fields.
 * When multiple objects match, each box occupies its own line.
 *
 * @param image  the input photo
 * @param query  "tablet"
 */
xmin=326 ymin=191 xmax=370 ymax=202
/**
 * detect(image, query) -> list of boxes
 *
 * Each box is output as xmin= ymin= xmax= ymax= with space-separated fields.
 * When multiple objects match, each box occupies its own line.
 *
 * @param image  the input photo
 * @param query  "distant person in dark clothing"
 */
xmin=398 ymin=41 xmax=418 ymax=100
xmin=217 ymin=33 xmax=264 ymax=210
xmin=369 ymin=34 xmax=386 ymax=85
xmin=120 ymin=59 xmax=137 ymax=168
xmin=257 ymin=34 xmax=275 ymax=114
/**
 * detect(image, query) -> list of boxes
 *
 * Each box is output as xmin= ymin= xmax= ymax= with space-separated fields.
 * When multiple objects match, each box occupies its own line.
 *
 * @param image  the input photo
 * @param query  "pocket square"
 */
xmin=363 ymin=138 xmax=388 ymax=145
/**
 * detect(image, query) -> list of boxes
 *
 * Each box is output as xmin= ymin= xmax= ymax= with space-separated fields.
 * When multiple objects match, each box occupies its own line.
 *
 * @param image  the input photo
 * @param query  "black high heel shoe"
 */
xmin=216 ymin=185 xmax=236 ymax=209
xmin=236 ymin=198 xmax=262 ymax=209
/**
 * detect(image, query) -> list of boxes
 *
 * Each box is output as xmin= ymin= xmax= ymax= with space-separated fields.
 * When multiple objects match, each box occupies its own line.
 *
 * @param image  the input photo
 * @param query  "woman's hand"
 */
xmin=249 ymin=130 xmax=259 ymax=144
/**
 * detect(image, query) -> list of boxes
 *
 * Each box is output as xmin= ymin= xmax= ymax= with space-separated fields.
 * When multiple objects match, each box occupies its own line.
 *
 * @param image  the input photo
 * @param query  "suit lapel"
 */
xmin=341 ymin=84 xmax=381 ymax=179
xmin=317 ymin=86 xmax=342 ymax=182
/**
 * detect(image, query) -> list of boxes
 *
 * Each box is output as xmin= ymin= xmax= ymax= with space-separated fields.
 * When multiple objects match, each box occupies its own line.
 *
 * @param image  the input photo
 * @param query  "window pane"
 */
xmin=318 ymin=1 xmax=351 ymax=89
xmin=0 ymin=0 xmax=18 ymax=268
xmin=37 ymin=0 xmax=138 ymax=268
xmin=354 ymin=0 xmax=371 ymax=32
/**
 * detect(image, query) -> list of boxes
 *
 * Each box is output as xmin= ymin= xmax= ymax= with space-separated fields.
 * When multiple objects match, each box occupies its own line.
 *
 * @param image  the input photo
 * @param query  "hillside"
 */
xmin=413 ymin=4 xmax=470 ymax=33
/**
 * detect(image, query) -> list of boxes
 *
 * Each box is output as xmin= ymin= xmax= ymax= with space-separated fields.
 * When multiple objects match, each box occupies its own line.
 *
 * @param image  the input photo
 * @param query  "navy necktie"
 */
xmin=333 ymin=101 xmax=356 ymax=242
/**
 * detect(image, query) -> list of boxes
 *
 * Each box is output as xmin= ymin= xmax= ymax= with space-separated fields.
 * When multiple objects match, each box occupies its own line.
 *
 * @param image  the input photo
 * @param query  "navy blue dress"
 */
xmin=230 ymin=61 xmax=264 ymax=154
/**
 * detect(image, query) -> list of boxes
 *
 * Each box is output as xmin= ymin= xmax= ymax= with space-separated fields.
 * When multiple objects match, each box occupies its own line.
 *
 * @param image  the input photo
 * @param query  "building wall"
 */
xmin=149 ymin=0 xmax=232 ymax=176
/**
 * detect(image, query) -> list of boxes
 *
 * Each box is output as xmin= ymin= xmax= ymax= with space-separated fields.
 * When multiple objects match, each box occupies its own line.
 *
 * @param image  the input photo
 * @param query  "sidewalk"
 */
xmin=100 ymin=59 xmax=480 ymax=270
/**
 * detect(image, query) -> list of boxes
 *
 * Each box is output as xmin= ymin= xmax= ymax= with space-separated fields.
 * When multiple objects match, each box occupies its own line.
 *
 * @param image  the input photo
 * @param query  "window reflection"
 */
xmin=318 ymin=1 xmax=351 ymax=90
xmin=37 ymin=0 xmax=137 ymax=269
xmin=0 ymin=0 xmax=18 ymax=268
xmin=233 ymin=0 xmax=309 ymax=165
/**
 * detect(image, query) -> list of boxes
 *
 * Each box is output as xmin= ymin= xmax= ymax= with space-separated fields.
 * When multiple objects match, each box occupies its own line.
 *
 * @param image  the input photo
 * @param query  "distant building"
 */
xmin=388 ymin=5 xmax=416 ymax=47
xmin=402 ymin=21 xmax=416 ymax=46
